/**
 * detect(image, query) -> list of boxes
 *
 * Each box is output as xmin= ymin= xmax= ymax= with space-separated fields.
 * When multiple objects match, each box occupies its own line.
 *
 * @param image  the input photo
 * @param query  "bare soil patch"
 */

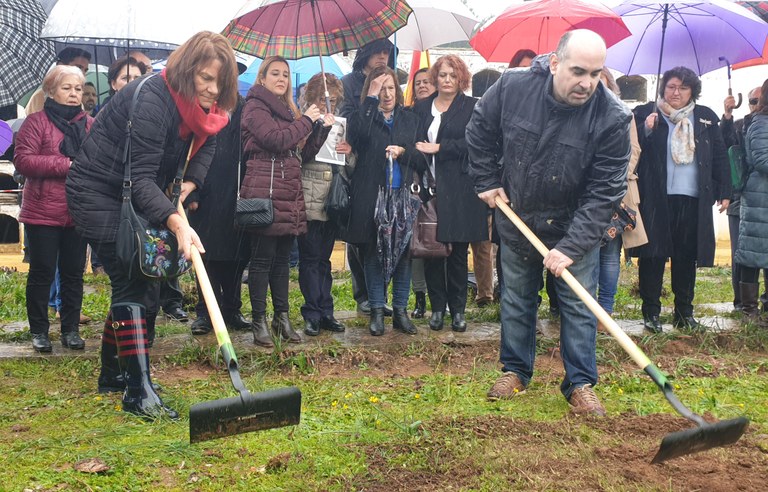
xmin=352 ymin=413 xmax=767 ymax=491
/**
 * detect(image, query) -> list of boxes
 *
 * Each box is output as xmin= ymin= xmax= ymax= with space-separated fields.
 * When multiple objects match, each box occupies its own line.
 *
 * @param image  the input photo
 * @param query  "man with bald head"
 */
xmin=467 ymin=30 xmax=631 ymax=416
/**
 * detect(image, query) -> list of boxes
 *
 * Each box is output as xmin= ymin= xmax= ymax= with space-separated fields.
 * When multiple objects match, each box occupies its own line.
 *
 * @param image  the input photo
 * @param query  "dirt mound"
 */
xmin=353 ymin=414 xmax=767 ymax=491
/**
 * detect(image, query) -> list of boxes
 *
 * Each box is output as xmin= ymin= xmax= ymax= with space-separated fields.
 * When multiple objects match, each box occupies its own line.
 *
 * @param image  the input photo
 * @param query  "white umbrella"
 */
xmin=40 ymin=0 xmax=246 ymax=52
xmin=390 ymin=0 xmax=479 ymax=50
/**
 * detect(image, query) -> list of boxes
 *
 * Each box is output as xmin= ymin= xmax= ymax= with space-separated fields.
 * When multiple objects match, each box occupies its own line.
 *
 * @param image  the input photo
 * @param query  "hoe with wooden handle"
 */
xmin=494 ymin=196 xmax=748 ymax=463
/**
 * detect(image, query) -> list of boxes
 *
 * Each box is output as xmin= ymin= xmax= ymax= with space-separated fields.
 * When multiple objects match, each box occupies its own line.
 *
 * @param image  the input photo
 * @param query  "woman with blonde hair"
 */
xmin=241 ymin=56 xmax=327 ymax=346
xmin=16 ymin=65 xmax=93 ymax=353
xmin=67 ymin=31 xmax=239 ymax=419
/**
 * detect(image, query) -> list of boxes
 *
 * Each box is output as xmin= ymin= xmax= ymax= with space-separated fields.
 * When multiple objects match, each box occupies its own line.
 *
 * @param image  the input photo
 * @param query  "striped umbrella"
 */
xmin=224 ymin=0 xmax=412 ymax=60
xmin=0 ymin=0 xmax=56 ymax=106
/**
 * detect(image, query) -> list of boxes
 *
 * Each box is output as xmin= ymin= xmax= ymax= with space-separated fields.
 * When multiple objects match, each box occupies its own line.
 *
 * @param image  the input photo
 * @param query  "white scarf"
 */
xmin=657 ymin=98 xmax=696 ymax=165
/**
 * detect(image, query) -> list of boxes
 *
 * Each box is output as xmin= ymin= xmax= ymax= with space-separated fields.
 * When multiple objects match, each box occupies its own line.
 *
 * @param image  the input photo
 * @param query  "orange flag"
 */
xmin=404 ymin=50 xmax=431 ymax=106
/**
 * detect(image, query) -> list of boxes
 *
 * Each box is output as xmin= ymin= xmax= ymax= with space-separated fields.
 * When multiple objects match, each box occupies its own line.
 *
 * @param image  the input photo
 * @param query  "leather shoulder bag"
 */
xmin=115 ymin=75 xmax=192 ymax=280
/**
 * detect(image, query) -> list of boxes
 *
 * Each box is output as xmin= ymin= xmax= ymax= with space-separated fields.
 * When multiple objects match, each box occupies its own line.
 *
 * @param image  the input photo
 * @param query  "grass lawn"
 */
xmin=1 ymin=266 xmax=766 ymax=490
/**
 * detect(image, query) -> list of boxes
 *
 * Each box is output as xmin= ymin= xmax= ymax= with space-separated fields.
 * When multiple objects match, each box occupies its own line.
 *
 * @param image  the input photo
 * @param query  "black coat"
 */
xmin=187 ymin=97 xmax=250 ymax=261
xmin=343 ymin=97 xmax=423 ymax=245
xmin=628 ymin=102 xmax=731 ymax=266
xmin=413 ymin=92 xmax=488 ymax=243
xmin=467 ymin=56 xmax=631 ymax=262
xmin=339 ymin=71 xmax=366 ymax=119
xmin=66 ymin=75 xmax=216 ymax=243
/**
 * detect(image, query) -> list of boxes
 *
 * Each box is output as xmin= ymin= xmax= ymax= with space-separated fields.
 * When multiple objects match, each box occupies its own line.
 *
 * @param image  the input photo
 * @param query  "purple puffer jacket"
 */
xmin=14 ymin=110 xmax=92 ymax=227
xmin=240 ymin=84 xmax=319 ymax=237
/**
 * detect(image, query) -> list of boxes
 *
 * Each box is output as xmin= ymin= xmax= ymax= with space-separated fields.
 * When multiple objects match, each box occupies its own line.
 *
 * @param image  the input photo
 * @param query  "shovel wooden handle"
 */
xmin=176 ymin=201 xmax=239 ymax=368
xmin=494 ymin=197 xmax=653 ymax=370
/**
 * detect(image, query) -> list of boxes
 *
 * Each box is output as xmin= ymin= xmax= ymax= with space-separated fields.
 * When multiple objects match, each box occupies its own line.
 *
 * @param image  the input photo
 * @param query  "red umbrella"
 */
xmin=733 ymin=2 xmax=768 ymax=69
xmin=470 ymin=0 xmax=631 ymax=63
xmin=733 ymin=38 xmax=768 ymax=69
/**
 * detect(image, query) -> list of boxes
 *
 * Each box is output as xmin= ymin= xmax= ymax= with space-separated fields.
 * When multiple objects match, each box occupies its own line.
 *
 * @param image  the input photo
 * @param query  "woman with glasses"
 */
xmin=628 ymin=66 xmax=731 ymax=333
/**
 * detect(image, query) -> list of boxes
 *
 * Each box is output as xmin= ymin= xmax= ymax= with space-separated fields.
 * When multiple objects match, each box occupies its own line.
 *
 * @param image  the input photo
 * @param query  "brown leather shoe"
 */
xmin=79 ymin=313 xmax=91 ymax=324
xmin=568 ymin=384 xmax=606 ymax=416
xmin=487 ymin=372 xmax=526 ymax=401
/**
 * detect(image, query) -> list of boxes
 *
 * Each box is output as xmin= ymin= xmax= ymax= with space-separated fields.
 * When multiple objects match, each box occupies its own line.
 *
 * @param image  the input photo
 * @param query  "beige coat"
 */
xmin=621 ymin=116 xmax=648 ymax=248
xmin=301 ymin=156 xmax=355 ymax=222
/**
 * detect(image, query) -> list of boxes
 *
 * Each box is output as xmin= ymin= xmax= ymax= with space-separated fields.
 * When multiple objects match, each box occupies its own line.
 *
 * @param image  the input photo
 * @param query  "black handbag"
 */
xmin=324 ymin=165 xmax=350 ymax=224
xmin=115 ymin=75 xmax=192 ymax=280
xmin=234 ymin=154 xmax=275 ymax=230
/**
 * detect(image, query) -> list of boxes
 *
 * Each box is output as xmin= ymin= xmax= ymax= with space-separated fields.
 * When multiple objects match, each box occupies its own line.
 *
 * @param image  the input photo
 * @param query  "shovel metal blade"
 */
xmin=189 ymin=386 xmax=301 ymax=444
xmin=651 ymin=417 xmax=749 ymax=464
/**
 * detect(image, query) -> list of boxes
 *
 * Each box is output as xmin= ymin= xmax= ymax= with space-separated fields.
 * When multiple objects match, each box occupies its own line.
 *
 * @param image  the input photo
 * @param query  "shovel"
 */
xmin=176 ymin=202 xmax=301 ymax=443
xmin=494 ymin=197 xmax=748 ymax=464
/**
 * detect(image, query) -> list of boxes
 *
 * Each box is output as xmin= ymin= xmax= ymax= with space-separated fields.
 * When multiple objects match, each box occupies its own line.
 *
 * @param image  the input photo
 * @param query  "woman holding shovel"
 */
xmin=66 ymin=31 xmax=239 ymax=419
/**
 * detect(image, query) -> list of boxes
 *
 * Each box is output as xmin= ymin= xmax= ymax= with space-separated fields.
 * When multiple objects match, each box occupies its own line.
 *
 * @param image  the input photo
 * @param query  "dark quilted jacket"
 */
xmin=736 ymin=114 xmax=768 ymax=269
xmin=240 ymin=83 xmax=315 ymax=237
xmin=467 ymin=56 xmax=631 ymax=262
xmin=66 ymin=75 xmax=216 ymax=243
xmin=15 ymin=110 xmax=92 ymax=227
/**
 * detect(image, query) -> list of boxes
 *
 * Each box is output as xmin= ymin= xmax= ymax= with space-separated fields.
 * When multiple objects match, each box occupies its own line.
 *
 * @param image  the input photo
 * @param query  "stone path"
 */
xmin=0 ymin=303 xmax=741 ymax=360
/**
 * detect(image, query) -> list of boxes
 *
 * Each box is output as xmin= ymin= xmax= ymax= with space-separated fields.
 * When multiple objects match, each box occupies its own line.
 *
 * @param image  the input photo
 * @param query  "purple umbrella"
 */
xmin=606 ymin=0 xmax=768 ymax=77
xmin=0 ymin=121 xmax=12 ymax=155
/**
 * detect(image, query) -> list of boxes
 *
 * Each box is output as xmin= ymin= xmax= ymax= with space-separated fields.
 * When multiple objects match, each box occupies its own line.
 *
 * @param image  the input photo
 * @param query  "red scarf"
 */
xmin=160 ymin=69 xmax=229 ymax=157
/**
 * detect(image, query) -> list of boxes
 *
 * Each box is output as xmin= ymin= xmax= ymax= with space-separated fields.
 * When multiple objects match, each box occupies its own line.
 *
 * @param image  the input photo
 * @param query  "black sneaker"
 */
xmin=643 ymin=315 xmax=663 ymax=334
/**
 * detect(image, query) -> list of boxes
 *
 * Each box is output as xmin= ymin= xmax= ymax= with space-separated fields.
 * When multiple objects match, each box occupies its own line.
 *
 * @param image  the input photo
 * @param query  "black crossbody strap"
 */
xmin=122 ymin=74 xmax=157 ymax=200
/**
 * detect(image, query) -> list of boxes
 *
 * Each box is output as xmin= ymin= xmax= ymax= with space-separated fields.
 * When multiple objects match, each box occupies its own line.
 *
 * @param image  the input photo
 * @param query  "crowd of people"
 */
xmin=9 ymin=28 xmax=767 ymax=419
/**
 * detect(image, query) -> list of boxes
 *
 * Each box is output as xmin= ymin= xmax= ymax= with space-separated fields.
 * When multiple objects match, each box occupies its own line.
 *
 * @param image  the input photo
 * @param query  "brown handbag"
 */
xmin=410 ymin=167 xmax=452 ymax=259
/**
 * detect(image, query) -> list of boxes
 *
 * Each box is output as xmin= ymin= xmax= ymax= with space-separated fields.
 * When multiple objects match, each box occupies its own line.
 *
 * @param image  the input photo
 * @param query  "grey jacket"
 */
xmin=736 ymin=113 xmax=768 ymax=269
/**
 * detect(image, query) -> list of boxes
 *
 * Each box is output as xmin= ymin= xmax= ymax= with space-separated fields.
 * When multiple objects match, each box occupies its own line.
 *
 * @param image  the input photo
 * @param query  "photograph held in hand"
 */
xmin=316 ymin=116 xmax=347 ymax=166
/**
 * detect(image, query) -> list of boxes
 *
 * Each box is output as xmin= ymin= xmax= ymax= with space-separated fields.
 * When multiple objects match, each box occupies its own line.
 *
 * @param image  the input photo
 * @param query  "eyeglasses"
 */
xmin=665 ymin=85 xmax=691 ymax=94
xmin=749 ymin=98 xmax=759 ymax=106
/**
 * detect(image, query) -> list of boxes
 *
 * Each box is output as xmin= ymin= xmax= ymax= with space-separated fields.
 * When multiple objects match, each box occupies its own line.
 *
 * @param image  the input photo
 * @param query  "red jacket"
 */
xmin=14 ymin=110 xmax=93 ymax=227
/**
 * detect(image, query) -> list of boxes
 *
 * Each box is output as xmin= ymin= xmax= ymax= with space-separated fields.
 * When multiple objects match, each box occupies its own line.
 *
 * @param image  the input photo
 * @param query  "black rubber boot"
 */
xmin=393 ymin=307 xmax=417 ymax=334
xmin=113 ymin=303 xmax=178 ymax=420
xmin=411 ymin=292 xmax=426 ymax=319
xmin=272 ymin=312 xmax=302 ymax=343
xmin=252 ymin=314 xmax=274 ymax=347
xmin=97 ymin=312 xmax=123 ymax=393
xmin=369 ymin=307 xmax=385 ymax=336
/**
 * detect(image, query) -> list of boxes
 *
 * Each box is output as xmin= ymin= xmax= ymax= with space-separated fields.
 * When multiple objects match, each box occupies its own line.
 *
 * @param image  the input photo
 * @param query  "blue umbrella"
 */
xmin=239 ymin=55 xmax=352 ymax=98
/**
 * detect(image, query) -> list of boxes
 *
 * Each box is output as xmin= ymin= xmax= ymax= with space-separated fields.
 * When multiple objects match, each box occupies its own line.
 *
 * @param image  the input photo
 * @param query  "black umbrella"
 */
xmin=0 ymin=0 xmax=56 ymax=106
xmin=375 ymin=156 xmax=420 ymax=284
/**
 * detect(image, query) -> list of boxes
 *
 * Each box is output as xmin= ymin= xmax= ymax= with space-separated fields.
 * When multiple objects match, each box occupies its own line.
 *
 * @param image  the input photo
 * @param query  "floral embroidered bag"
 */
xmin=115 ymin=75 xmax=192 ymax=280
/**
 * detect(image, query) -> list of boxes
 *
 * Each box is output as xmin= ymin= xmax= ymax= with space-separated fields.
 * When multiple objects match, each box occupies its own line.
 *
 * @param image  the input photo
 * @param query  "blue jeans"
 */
xmin=499 ymin=246 xmax=599 ymax=399
xmin=48 ymin=265 xmax=61 ymax=311
xmin=597 ymin=237 xmax=622 ymax=314
xmin=363 ymin=242 xmax=411 ymax=309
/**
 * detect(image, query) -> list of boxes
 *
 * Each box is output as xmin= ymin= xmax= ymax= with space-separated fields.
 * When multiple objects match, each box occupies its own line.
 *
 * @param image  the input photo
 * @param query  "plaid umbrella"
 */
xmin=0 ymin=0 xmax=56 ymax=106
xmin=224 ymin=0 xmax=413 ymax=59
